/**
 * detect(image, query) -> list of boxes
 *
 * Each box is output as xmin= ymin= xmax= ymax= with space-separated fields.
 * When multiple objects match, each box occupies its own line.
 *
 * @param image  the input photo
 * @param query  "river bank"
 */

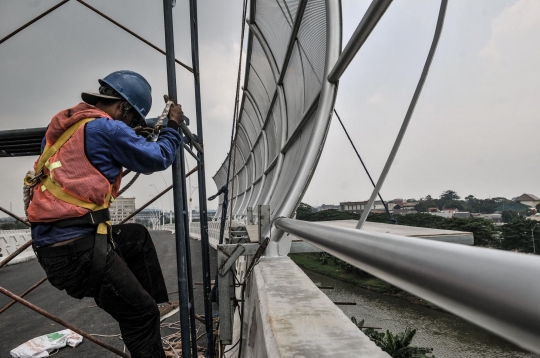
xmin=289 ymin=253 xmax=442 ymax=310
xmin=300 ymin=268 xmax=537 ymax=358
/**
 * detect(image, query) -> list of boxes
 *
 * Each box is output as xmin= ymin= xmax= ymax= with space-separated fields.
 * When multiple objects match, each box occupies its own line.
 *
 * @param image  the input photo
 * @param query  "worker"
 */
xmin=26 ymin=70 xmax=183 ymax=358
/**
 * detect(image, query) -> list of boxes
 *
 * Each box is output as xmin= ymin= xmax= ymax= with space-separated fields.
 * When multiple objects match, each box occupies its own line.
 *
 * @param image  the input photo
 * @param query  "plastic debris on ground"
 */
xmin=10 ymin=329 xmax=83 ymax=358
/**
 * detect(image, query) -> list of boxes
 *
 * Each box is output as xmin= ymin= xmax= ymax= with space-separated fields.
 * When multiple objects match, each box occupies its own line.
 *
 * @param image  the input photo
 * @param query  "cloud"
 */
xmin=366 ymin=92 xmax=383 ymax=104
xmin=479 ymin=0 xmax=540 ymax=65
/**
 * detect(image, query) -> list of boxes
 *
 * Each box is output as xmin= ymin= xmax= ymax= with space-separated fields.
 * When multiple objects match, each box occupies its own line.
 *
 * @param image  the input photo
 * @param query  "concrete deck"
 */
xmin=236 ymin=257 xmax=389 ymax=358
xmin=0 ymin=231 xmax=216 ymax=357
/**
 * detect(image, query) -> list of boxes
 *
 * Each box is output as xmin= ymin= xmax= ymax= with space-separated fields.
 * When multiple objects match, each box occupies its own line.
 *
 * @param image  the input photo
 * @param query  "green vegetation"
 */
xmin=367 ymin=212 xmax=499 ymax=247
xmin=293 ymin=193 xmax=540 ymax=310
xmin=351 ymin=317 xmax=435 ymax=358
xmin=289 ymin=252 xmax=438 ymax=309
xmin=296 ymin=202 xmax=359 ymax=221
xmin=0 ymin=220 xmax=28 ymax=230
xmin=414 ymin=190 xmax=502 ymax=214
xmin=298 ymin=188 xmax=540 ymax=252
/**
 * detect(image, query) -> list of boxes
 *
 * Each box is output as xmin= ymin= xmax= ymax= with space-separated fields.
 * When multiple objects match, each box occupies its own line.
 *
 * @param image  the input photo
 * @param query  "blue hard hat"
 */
xmin=99 ymin=70 xmax=152 ymax=119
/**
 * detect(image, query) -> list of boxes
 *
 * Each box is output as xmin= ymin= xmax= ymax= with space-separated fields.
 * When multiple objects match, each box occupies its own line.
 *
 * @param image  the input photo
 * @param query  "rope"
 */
xmin=117 ymin=172 xmax=141 ymax=197
xmin=333 ymin=110 xmax=397 ymax=224
xmin=227 ymin=0 xmax=249 ymax=241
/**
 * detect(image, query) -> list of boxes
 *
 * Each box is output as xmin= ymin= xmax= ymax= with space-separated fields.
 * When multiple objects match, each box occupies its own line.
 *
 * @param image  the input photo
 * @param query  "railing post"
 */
xmin=188 ymin=0 xmax=215 ymax=355
xmin=163 ymin=0 xmax=194 ymax=357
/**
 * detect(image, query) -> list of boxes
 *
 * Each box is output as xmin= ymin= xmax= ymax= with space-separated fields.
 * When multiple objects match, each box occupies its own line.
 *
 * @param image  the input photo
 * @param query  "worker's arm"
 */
xmin=111 ymin=123 xmax=183 ymax=173
xmin=85 ymin=118 xmax=182 ymax=178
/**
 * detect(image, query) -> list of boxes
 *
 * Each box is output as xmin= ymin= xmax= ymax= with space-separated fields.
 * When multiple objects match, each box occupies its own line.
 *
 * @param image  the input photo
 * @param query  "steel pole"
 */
xmin=0 ymin=277 xmax=47 ymax=314
xmin=163 ymin=0 xmax=192 ymax=356
xmin=188 ymin=0 xmax=215 ymax=355
xmin=275 ymin=217 xmax=540 ymax=355
xmin=0 ymin=0 xmax=71 ymax=45
xmin=357 ymin=0 xmax=448 ymax=229
xmin=0 ymin=240 xmax=32 ymax=269
xmin=327 ymin=0 xmax=393 ymax=83
xmin=0 ymin=206 xmax=30 ymax=226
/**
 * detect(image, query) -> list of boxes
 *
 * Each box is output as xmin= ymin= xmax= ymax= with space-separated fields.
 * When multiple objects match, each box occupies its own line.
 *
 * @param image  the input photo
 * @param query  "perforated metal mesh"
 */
xmin=283 ymin=42 xmax=305 ymax=138
xmin=213 ymin=0 xmax=340 ymax=222
xmin=255 ymin=0 xmax=292 ymax=68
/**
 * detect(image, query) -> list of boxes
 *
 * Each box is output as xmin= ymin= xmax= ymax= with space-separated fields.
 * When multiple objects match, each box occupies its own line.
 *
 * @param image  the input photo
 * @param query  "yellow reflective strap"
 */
xmin=45 ymin=161 xmax=62 ymax=172
xmin=36 ymin=118 xmax=96 ymax=174
xmin=97 ymin=222 xmax=109 ymax=235
xmin=40 ymin=175 xmax=104 ymax=211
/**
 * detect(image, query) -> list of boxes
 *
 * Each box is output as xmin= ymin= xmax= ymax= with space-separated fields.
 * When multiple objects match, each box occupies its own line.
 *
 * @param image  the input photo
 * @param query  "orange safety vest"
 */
xmin=26 ymin=103 xmax=122 ymax=232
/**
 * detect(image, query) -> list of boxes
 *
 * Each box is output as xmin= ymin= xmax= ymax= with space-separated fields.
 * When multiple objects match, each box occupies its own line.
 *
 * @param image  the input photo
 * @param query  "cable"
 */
xmin=334 ymin=109 xmax=397 ymax=224
xmin=117 ymin=172 xmax=141 ymax=197
xmin=226 ymin=0 xmax=249 ymax=242
xmin=209 ymin=0 xmax=249 ymax=311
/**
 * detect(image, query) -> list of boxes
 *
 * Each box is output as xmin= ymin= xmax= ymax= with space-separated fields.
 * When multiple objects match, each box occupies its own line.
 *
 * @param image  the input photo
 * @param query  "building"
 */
xmin=453 ymin=212 xmax=471 ymax=219
xmin=474 ymin=213 xmax=502 ymax=223
xmin=109 ymin=196 xmax=136 ymax=224
xmin=514 ymin=194 xmax=540 ymax=208
xmin=317 ymin=204 xmax=339 ymax=211
xmin=392 ymin=209 xmax=417 ymax=216
xmin=496 ymin=201 xmax=531 ymax=213
xmin=135 ymin=208 xmax=163 ymax=221
xmin=340 ymin=200 xmax=390 ymax=214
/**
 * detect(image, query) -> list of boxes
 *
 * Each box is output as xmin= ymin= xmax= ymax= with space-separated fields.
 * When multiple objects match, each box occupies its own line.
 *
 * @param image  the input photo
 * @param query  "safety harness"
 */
xmin=24 ymin=118 xmax=114 ymax=296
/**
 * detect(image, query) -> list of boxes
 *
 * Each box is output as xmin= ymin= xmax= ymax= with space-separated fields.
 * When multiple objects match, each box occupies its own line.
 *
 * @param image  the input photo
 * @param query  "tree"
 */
xmin=536 ymin=203 xmax=540 ymax=212
xmin=499 ymin=216 xmax=540 ymax=252
xmin=414 ymin=198 xmax=438 ymax=213
xmin=439 ymin=190 xmax=460 ymax=209
xmin=368 ymin=212 xmax=498 ymax=247
xmin=350 ymin=317 xmax=435 ymax=358
xmin=296 ymin=202 xmax=315 ymax=220
xmin=501 ymin=210 xmax=519 ymax=223
xmin=440 ymin=190 xmax=460 ymax=201
xmin=462 ymin=196 xmax=497 ymax=214
xmin=0 ymin=221 xmax=28 ymax=230
xmin=444 ymin=200 xmax=466 ymax=211
xmin=406 ymin=198 xmax=417 ymax=203
xmin=303 ymin=209 xmax=359 ymax=221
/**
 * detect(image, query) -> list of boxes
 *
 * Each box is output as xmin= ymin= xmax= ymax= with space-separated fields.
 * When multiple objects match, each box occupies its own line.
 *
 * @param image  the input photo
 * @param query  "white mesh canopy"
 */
xmin=213 ymin=0 xmax=341 ymax=222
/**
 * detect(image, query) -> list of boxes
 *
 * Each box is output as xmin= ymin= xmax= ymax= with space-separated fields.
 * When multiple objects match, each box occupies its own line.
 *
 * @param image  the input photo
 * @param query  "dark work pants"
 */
xmin=36 ymin=224 xmax=168 ymax=358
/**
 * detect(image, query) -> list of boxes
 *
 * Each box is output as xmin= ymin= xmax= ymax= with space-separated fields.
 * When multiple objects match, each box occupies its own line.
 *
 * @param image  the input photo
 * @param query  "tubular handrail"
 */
xmin=275 ymin=217 xmax=540 ymax=355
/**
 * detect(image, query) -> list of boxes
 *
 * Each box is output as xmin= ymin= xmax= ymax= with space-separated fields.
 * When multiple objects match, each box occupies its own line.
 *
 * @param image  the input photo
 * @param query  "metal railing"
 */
xmin=275 ymin=218 xmax=540 ymax=355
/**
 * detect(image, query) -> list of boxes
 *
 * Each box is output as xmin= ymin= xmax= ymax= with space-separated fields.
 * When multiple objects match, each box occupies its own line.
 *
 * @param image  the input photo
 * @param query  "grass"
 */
xmin=289 ymin=253 xmax=440 ymax=310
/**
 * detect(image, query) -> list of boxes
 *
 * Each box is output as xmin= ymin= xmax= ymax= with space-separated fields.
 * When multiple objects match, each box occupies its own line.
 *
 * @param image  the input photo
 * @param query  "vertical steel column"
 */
xmin=163 ymin=1 xmax=193 ymax=357
xmin=188 ymin=0 xmax=215 ymax=355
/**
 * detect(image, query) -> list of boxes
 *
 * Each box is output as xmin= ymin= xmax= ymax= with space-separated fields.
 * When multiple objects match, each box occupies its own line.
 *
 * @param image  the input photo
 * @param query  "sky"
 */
xmin=0 ymin=0 xmax=538 ymax=218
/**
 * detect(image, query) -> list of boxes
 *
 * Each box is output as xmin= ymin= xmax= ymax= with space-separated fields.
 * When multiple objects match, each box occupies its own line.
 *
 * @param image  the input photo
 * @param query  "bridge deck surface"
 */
xmin=0 ymin=231 xmax=216 ymax=357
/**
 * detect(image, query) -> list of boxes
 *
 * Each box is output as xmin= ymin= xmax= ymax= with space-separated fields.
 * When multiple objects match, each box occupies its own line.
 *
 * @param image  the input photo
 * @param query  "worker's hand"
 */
xmin=164 ymin=95 xmax=184 ymax=126
xmin=133 ymin=126 xmax=154 ymax=138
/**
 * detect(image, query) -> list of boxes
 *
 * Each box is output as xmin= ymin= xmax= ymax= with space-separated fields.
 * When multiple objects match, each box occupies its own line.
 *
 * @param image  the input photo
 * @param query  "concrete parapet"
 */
xmin=233 ymin=257 xmax=389 ymax=358
xmin=0 ymin=229 xmax=34 ymax=265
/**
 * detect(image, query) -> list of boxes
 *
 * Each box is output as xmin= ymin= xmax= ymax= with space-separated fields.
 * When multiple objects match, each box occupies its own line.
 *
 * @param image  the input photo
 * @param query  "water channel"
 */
xmin=303 ymin=269 xmax=538 ymax=358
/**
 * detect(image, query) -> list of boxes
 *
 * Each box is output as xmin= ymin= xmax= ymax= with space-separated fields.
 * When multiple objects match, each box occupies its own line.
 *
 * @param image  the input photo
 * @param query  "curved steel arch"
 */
xmin=213 ymin=0 xmax=341 ymax=236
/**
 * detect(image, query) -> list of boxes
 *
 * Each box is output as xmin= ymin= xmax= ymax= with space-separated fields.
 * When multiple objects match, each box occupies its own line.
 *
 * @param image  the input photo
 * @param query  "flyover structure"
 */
xmin=2 ymin=0 xmax=540 ymax=357
xmin=210 ymin=0 xmax=540 ymax=357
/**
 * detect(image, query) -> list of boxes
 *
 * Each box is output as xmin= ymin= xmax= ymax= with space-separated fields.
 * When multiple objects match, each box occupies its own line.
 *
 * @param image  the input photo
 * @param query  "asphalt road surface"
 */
xmin=0 ymin=230 xmax=217 ymax=357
